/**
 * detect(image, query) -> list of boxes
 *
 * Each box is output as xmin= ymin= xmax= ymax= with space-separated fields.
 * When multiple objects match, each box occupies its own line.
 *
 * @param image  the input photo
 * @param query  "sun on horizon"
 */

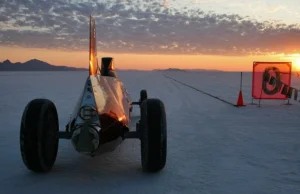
xmin=280 ymin=54 xmax=300 ymax=72
xmin=293 ymin=58 xmax=300 ymax=71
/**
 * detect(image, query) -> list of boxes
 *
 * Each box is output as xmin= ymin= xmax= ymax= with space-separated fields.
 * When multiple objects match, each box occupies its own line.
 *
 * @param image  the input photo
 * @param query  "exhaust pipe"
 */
xmin=71 ymin=123 xmax=100 ymax=154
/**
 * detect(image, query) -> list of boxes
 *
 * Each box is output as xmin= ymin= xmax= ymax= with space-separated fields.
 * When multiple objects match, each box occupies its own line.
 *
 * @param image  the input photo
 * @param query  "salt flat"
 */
xmin=0 ymin=70 xmax=299 ymax=194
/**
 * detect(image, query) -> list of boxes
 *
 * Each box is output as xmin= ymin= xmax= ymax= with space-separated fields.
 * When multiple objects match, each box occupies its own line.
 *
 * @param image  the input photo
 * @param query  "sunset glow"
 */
xmin=278 ymin=53 xmax=300 ymax=72
xmin=293 ymin=57 xmax=300 ymax=71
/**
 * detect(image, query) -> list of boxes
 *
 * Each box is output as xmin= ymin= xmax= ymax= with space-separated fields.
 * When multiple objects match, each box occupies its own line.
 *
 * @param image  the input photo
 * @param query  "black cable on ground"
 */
xmin=163 ymin=74 xmax=237 ymax=107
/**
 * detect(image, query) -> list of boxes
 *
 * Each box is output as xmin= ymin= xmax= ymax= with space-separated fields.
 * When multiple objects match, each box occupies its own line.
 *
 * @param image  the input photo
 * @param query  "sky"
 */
xmin=1 ymin=0 xmax=300 ymax=71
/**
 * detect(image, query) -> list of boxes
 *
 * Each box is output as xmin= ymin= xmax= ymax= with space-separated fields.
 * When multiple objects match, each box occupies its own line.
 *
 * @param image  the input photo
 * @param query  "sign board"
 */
xmin=252 ymin=62 xmax=292 ymax=99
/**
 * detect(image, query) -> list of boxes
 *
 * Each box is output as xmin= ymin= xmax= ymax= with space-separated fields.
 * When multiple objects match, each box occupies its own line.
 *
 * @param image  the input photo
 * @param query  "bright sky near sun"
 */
xmin=0 ymin=0 xmax=300 ymax=71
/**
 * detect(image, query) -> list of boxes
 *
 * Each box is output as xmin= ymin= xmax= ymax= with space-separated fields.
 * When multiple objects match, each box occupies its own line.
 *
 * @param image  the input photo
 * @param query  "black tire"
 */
xmin=20 ymin=99 xmax=59 ymax=173
xmin=140 ymin=89 xmax=148 ymax=103
xmin=140 ymin=99 xmax=167 ymax=172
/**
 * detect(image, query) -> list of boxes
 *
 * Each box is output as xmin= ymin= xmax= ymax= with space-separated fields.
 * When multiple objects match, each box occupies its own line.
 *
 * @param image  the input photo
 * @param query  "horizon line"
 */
xmin=0 ymin=58 xmax=267 ymax=72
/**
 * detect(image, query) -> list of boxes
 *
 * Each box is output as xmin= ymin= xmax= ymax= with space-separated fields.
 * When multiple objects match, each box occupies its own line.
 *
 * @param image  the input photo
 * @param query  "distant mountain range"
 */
xmin=0 ymin=59 xmax=88 ymax=71
xmin=0 ymin=59 xmax=225 ymax=72
xmin=1 ymin=59 xmax=266 ymax=73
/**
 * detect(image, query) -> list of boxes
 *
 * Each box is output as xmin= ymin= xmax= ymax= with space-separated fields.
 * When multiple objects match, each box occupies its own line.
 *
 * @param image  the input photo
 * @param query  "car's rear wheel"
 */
xmin=140 ymin=98 xmax=167 ymax=172
xmin=20 ymin=98 xmax=59 ymax=173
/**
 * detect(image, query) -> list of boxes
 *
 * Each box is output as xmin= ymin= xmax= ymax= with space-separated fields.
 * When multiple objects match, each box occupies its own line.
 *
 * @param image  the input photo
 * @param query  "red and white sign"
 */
xmin=252 ymin=62 xmax=292 ymax=100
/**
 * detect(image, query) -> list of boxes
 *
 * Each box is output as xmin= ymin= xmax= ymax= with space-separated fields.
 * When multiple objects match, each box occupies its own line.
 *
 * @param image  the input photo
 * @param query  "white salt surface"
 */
xmin=0 ymin=70 xmax=299 ymax=194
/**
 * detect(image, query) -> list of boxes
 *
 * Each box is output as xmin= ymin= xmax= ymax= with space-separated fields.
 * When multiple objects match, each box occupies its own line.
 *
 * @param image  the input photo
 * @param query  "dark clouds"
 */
xmin=0 ymin=0 xmax=300 ymax=55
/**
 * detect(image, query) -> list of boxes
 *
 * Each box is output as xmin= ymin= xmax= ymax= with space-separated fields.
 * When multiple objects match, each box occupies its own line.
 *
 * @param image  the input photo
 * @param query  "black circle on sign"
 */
xmin=262 ymin=66 xmax=281 ymax=95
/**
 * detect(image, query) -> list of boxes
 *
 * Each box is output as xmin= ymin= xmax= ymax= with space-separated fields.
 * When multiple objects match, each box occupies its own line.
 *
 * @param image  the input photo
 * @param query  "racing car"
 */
xmin=19 ymin=16 xmax=167 ymax=173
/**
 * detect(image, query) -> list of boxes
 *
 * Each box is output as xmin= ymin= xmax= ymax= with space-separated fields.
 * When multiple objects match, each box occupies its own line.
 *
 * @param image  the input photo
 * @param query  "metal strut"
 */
xmin=124 ymin=122 xmax=141 ymax=139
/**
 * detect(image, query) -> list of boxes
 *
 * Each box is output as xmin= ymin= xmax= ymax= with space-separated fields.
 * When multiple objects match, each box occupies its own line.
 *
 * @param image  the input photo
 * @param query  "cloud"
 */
xmin=0 ymin=0 xmax=300 ymax=56
xmin=268 ymin=5 xmax=285 ymax=13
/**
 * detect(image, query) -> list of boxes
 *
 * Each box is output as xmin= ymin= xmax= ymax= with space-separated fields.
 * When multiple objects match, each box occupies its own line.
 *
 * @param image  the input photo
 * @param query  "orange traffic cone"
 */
xmin=235 ymin=90 xmax=245 ymax=107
